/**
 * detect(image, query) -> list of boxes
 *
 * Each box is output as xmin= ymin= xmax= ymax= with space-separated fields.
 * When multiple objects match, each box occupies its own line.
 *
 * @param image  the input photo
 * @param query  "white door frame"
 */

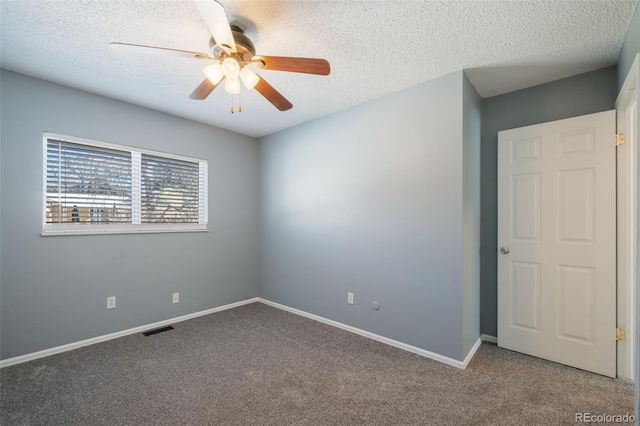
xmin=615 ymin=53 xmax=639 ymax=380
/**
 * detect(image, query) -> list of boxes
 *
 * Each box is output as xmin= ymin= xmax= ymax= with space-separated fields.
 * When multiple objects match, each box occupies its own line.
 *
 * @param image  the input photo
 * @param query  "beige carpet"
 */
xmin=1 ymin=302 xmax=634 ymax=425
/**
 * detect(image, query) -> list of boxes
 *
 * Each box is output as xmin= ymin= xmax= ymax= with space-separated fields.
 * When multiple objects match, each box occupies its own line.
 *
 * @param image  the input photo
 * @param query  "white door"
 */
xmin=497 ymin=110 xmax=616 ymax=377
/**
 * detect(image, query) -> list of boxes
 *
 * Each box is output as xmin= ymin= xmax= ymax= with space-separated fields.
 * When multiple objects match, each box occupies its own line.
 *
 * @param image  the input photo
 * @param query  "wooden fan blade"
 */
xmin=195 ymin=0 xmax=236 ymax=53
xmin=252 ymin=56 xmax=330 ymax=75
xmin=110 ymin=42 xmax=213 ymax=60
xmin=189 ymin=78 xmax=220 ymax=100
xmin=254 ymin=75 xmax=293 ymax=111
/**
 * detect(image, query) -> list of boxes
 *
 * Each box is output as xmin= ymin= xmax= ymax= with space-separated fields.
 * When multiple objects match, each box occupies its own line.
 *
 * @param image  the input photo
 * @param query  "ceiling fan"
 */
xmin=110 ymin=0 xmax=330 ymax=112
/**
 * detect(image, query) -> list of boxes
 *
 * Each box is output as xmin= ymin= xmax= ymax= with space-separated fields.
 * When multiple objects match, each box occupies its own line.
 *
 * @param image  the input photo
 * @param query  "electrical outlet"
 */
xmin=172 ymin=292 xmax=179 ymax=304
xmin=107 ymin=296 xmax=116 ymax=309
xmin=347 ymin=292 xmax=354 ymax=305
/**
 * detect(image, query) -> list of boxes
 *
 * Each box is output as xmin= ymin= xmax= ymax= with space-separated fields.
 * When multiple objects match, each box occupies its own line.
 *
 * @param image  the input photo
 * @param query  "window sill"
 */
xmin=41 ymin=224 xmax=208 ymax=236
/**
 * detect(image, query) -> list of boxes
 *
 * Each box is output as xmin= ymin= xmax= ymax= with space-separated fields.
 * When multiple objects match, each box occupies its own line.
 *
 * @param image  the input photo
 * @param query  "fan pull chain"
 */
xmin=229 ymin=94 xmax=243 ymax=114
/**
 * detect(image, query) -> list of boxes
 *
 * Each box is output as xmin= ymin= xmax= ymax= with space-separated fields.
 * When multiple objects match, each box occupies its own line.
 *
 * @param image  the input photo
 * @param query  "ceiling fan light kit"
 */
xmin=110 ymin=0 xmax=330 ymax=113
xmin=221 ymin=57 xmax=240 ymax=79
xmin=224 ymin=77 xmax=241 ymax=94
xmin=239 ymin=67 xmax=259 ymax=90
xmin=204 ymin=63 xmax=224 ymax=85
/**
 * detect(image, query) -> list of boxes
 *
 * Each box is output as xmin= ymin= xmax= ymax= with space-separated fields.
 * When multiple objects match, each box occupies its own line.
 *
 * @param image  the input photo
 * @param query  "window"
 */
xmin=43 ymin=133 xmax=207 ymax=235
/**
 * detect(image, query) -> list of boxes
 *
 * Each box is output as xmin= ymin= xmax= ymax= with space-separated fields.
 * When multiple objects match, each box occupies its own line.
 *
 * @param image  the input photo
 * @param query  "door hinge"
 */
xmin=616 ymin=133 xmax=625 ymax=146
xmin=616 ymin=328 xmax=625 ymax=341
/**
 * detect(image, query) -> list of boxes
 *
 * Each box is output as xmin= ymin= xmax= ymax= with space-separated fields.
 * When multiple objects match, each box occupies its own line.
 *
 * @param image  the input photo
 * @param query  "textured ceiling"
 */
xmin=1 ymin=0 xmax=637 ymax=137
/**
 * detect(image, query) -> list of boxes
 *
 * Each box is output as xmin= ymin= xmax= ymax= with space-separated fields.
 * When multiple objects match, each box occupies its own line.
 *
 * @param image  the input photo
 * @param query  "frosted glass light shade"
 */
xmin=239 ymin=67 xmax=259 ymax=89
xmin=222 ymin=57 xmax=240 ymax=79
xmin=203 ymin=63 xmax=224 ymax=84
xmin=225 ymin=77 xmax=241 ymax=94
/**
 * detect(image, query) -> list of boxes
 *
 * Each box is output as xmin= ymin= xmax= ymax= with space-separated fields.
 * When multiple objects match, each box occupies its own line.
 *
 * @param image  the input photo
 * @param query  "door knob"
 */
xmin=500 ymin=246 xmax=510 ymax=254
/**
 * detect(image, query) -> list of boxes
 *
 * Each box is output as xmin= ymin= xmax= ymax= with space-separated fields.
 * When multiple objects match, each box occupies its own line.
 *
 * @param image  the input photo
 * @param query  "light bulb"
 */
xmin=203 ymin=63 xmax=224 ymax=84
xmin=225 ymin=77 xmax=241 ymax=94
xmin=221 ymin=57 xmax=240 ymax=79
xmin=239 ymin=67 xmax=259 ymax=90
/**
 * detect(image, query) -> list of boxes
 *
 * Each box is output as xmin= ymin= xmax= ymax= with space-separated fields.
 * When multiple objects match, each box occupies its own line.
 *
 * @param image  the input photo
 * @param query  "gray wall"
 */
xmin=462 ymin=73 xmax=481 ymax=355
xmin=618 ymin=2 xmax=640 ymax=91
xmin=260 ymin=71 xmax=478 ymax=361
xmin=479 ymin=66 xmax=619 ymax=337
xmin=0 ymin=70 xmax=260 ymax=359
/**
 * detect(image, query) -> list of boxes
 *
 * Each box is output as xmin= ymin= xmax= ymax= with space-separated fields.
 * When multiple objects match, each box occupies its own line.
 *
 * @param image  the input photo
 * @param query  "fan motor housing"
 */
xmin=209 ymin=25 xmax=255 ymax=63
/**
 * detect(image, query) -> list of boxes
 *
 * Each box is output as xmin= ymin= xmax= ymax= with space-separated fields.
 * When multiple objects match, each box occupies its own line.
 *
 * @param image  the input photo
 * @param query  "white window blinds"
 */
xmin=45 ymin=140 xmax=133 ymax=224
xmin=43 ymin=134 xmax=208 ymax=235
xmin=141 ymin=154 xmax=200 ymax=224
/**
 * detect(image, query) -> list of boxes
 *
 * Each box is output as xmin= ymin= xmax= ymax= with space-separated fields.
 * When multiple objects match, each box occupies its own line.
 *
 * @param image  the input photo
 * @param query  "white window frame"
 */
xmin=42 ymin=132 xmax=208 ymax=236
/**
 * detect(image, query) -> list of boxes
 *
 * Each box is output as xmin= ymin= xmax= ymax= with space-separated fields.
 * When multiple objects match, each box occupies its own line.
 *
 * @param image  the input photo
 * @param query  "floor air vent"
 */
xmin=143 ymin=325 xmax=174 ymax=336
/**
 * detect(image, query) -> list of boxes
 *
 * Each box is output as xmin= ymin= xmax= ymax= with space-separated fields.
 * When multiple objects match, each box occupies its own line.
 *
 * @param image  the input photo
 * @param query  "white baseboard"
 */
xmin=258 ymin=298 xmax=482 ymax=369
xmin=1 ymin=297 xmax=487 ymax=371
xmin=481 ymin=334 xmax=498 ymax=344
xmin=0 ymin=297 xmax=260 ymax=368
xmin=463 ymin=336 xmax=483 ymax=368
